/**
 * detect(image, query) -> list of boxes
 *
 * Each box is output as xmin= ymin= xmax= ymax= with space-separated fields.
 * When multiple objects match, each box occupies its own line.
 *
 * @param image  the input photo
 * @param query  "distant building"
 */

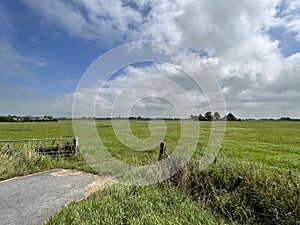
xmin=225 ymin=113 xmax=238 ymax=121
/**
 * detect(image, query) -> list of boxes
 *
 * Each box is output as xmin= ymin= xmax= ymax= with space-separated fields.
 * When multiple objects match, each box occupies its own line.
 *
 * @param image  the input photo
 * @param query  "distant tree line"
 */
xmin=259 ymin=117 xmax=300 ymax=121
xmin=0 ymin=115 xmax=58 ymax=122
xmin=190 ymin=112 xmax=241 ymax=121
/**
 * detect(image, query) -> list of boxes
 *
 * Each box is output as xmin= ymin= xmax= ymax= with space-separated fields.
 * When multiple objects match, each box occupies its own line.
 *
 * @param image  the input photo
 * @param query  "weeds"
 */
xmin=0 ymin=146 xmax=93 ymax=181
xmin=171 ymin=156 xmax=300 ymax=225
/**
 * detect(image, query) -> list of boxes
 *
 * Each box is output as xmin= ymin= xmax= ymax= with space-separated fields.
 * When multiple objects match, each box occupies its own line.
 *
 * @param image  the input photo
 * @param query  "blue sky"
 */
xmin=0 ymin=0 xmax=300 ymax=118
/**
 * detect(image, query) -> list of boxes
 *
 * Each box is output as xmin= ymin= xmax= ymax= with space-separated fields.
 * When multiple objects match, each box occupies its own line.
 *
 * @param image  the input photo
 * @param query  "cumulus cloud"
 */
xmin=269 ymin=52 xmax=300 ymax=93
xmin=71 ymin=62 xmax=207 ymax=118
xmin=177 ymin=0 xmax=278 ymax=53
xmin=19 ymin=0 xmax=300 ymax=118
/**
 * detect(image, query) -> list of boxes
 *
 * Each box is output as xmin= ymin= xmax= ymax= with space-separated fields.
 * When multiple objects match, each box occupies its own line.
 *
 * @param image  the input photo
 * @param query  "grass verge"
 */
xmin=45 ymin=184 xmax=229 ymax=225
xmin=171 ymin=156 xmax=300 ymax=225
xmin=0 ymin=148 xmax=93 ymax=181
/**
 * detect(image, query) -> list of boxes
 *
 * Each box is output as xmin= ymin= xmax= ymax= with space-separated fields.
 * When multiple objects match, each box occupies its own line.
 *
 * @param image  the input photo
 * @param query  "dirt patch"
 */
xmin=51 ymin=169 xmax=116 ymax=197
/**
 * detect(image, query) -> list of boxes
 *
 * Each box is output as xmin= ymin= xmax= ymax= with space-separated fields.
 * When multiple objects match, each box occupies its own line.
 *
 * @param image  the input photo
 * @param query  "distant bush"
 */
xmin=0 ymin=115 xmax=58 ymax=122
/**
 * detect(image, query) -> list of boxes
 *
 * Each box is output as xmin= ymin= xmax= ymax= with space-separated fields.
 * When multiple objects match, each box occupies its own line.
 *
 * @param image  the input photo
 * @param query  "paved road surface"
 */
xmin=0 ymin=169 xmax=96 ymax=225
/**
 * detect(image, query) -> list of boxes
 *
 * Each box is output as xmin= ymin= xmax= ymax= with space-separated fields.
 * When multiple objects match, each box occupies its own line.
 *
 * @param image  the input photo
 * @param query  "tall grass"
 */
xmin=171 ymin=155 xmax=300 ymax=225
xmin=46 ymin=184 xmax=229 ymax=225
xmin=0 ymin=146 xmax=92 ymax=181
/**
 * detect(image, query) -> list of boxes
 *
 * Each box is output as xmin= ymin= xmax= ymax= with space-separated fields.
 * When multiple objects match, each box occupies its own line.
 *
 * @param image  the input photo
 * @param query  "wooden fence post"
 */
xmin=73 ymin=136 xmax=79 ymax=154
xmin=158 ymin=142 xmax=170 ymax=161
xmin=158 ymin=142 xmax=165 ymax=161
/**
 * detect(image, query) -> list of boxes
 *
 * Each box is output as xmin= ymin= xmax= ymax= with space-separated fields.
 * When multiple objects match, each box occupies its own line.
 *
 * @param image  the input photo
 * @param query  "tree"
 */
xmin=44 ymin=115 xmax=54 ymax=121
xmin=214 ymin=112 xmax=221 ymax=120
xmin=0 ymin=116 xmax=10 ymax=122
xmin=205 ymin=111 xmax=212 ymax=121
xmin=199 ymin=114 xmax=205 ymax=121
xmin=279 ymin=117 xmax=291 ymax=121
xmin=23 ymin=116 xmax=33 ymax=122
xmin=190 ymin=115 xmax=199 ymax=120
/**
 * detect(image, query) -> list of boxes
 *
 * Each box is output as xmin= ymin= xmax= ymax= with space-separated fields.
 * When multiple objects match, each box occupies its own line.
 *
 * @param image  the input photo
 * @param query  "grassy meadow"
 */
xmin=0 ymin=120 xmax=299 ymax=224
xmin=1 ymin=120 xmax=298 ymax=170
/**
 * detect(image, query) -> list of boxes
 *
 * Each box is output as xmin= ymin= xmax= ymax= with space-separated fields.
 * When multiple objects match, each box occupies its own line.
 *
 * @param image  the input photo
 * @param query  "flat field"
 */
xmin=1 ymin=120 xmax=299 ymax=170
xmin=1 ymin=120 xmax=299 ymax=224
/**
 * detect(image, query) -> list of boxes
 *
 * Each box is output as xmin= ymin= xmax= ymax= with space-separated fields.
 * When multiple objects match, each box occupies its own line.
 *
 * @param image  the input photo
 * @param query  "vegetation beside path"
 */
xmin=46 ymin=185 xmax=227 ymax=225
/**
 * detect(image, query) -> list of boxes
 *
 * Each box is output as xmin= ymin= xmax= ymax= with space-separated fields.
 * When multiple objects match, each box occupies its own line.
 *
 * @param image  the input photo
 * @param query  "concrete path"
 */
xmin=0 ymin=169 xmax=103 ymax=225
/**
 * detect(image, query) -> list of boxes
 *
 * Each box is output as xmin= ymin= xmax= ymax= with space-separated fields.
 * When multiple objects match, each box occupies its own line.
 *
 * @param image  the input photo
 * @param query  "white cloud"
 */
xmin=24 ymin=1 xmax=89 ymax=38
xmin=14 ymin=0 xmax=300 ymax=118
xmin=275 ymin=0 xmax=300 ymax=42
xmin=72 ymin=62 xmax=206 ymax=118
xmin=285 ymin=18 xmax=300 ymax=41
xmin=177 ymin=0 xmax=278 ymax=53
xmin=269 ymin=52 xmax=300 ymax=93
xmin=23 ymin=0 xmax=143 ymax=45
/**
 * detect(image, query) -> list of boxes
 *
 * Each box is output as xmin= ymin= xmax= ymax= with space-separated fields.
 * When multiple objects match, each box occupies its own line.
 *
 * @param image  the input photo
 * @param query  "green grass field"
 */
xmin=0 ymin=120 xmax=299 ymax=224
xmin=1 ymin=120 xmax=298 ymax=170
xmin=1 ymin=120 xmax=298 ymax=169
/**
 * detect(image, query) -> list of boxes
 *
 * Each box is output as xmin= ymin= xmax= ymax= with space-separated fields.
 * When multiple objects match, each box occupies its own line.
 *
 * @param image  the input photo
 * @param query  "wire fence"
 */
xmin=0 ymin=137 xmax=78 ymax=158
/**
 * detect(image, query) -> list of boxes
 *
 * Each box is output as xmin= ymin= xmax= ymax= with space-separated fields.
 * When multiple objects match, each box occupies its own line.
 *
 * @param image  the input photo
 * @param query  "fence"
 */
xmin=0 ymin=137 xmax=78 ymax=157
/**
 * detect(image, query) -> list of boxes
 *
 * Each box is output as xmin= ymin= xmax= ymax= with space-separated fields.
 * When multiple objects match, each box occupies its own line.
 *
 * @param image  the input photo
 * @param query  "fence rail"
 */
xmin=0 ymin=137 xmax=77 ymax=143
xmin=0 ymin=137 xmax=79 ymax=157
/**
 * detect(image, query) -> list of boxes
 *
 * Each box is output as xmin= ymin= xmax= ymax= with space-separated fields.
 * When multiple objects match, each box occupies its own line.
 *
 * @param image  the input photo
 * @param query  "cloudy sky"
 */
xmin=0 ymin=0 xmax=300 ymax=119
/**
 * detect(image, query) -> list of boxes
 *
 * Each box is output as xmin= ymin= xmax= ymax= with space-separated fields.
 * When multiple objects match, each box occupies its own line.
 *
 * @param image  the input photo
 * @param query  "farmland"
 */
xmin=1 ymin=120 xmax=298 ymax=170
xmin=0 ymin=120 xmax=299 ymax=224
